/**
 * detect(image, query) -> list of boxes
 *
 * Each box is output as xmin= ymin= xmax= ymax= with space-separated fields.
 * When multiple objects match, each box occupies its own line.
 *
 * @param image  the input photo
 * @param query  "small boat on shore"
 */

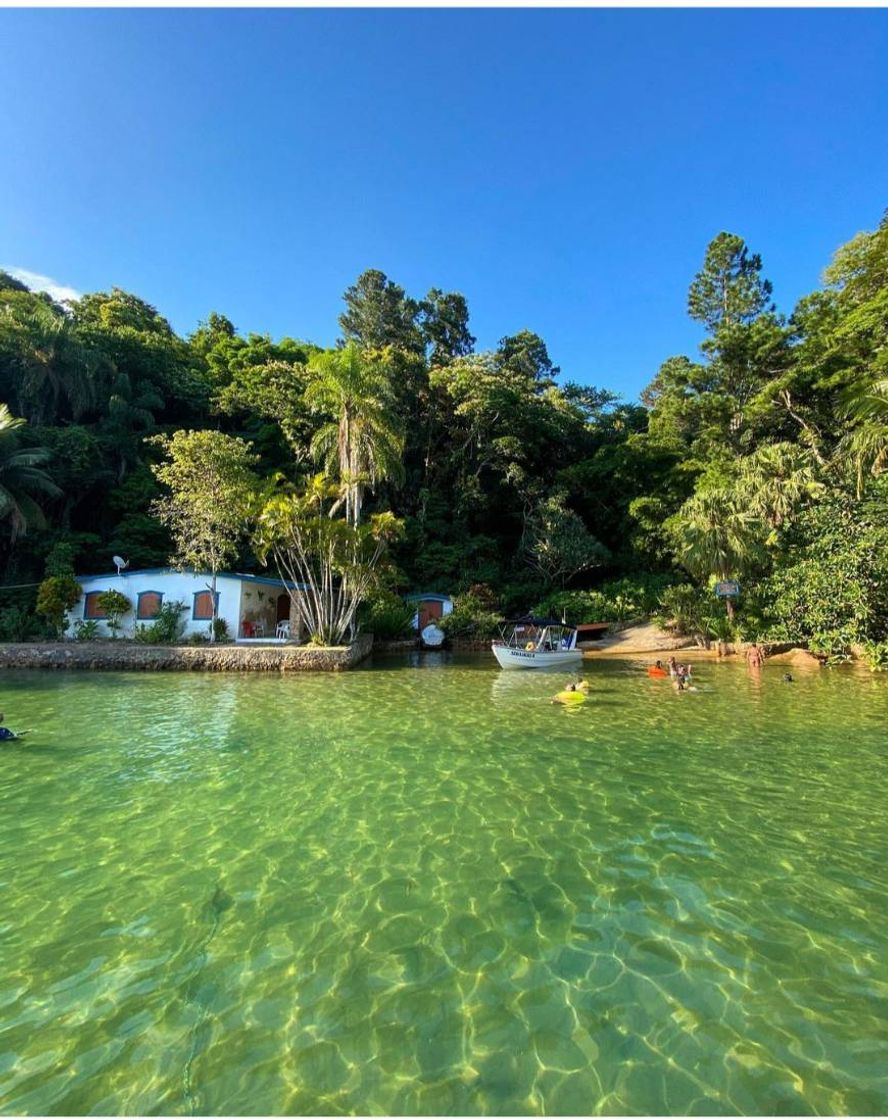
xmin=420 ymin=622 xmax=445 ymax=648
xmin=492 ymin=616 xmax=583 ymax=670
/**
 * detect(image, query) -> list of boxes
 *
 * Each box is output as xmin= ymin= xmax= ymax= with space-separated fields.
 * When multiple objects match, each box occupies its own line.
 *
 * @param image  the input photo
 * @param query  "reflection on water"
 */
xmin=0 ymin=658 xmax=887 ymax=1115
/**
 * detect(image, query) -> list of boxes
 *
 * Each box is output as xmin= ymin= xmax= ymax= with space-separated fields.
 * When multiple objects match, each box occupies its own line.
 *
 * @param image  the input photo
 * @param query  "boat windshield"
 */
xmin=499 ymin=620 xmax=577 ymax=652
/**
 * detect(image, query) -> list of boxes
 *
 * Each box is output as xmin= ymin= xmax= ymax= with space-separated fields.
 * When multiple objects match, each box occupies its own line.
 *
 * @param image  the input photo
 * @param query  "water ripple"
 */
xmin=0 ymin=659 xmax=886 ymax=1114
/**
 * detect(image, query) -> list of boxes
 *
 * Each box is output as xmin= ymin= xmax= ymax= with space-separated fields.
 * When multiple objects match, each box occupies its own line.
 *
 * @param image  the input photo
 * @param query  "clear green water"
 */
xmin=1 ymin=656 xmax=887 ymax=1116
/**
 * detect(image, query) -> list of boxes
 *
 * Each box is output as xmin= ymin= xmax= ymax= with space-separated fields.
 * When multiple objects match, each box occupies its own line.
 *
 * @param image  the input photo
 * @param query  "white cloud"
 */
xmin=3 ymin=266 xmax=82 ymax=304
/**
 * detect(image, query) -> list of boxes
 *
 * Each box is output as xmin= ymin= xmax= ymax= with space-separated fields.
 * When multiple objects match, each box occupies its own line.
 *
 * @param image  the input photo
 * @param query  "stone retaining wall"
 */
xmin=449 ymin=638 xmax=494 ymax=653
xmin=0 ymin=634 xmax=374 ymax=673
xmin=372 ymin=638 xmax=419 ymax=654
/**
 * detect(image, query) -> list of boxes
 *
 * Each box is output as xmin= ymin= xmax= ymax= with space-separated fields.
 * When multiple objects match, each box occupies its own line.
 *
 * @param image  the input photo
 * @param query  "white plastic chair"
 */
xmin=275 ymin=620 xmax=290 ymax=639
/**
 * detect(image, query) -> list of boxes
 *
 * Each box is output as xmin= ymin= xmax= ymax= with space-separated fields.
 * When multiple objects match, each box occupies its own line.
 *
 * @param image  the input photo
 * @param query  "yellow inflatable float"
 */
xmin=553 ymin=688 xmax=587 ymax=705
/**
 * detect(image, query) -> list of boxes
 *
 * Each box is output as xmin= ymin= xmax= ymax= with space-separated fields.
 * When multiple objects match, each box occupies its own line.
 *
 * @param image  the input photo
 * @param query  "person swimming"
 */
xmin=0 ymin=713 xmax=20 ymax=740
xmin=672 ymin=667 xmax=699 ymax=692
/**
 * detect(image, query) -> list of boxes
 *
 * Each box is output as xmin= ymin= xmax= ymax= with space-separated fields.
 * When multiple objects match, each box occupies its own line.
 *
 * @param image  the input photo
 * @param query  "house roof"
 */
xmin=73 ymin=568 xmax=306 ymax=592
xmin=403 ymin=592 xmax=452 ymax=603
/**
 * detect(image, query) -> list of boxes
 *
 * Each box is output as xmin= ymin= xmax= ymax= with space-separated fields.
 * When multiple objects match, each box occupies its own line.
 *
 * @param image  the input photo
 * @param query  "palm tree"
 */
xmin=838 ymin=376 xmax=888 ymax=497
xmin=735 ymin=442 xmax=824 ymax=532
xmin=669 ymin=490 xmax=762 ymax=617
xmin=304 ymin=343 xmax=404 ymax=525
xmin=97 ymin=368 xmax=164 ymax=481
xmin=0 ymin=404 xmax=62 ymax=540
xmin=14 ymin=310 xmax=96 ymax=424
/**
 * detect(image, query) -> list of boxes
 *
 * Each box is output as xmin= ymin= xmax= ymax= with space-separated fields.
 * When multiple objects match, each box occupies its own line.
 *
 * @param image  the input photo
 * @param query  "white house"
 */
xmin=65 ymin=568 xmax=306 ymax=642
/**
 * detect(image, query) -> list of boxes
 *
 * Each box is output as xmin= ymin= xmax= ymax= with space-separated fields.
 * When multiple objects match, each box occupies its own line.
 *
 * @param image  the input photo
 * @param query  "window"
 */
xmin=192 ymin=590 xmax=218 ymax=620
xmin=137 ymin=591 xmax=163 ymax=620
xmin=84 ymin=591 xmax=108 ymax=619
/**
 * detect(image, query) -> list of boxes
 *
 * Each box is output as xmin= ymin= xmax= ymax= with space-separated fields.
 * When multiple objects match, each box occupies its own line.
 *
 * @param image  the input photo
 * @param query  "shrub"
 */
xmin=211 ymin=617 xmax=230 ymax=642
xmin=134 ymin=600 xmax=187 ymax=644
xmin=702 ymin=612 xmax=736 ymax=644
xmin=44 ymin=540 xmax=77 ymax=578
xmin=440 ymin=590 xmax=502 ymax=640
xmin=358 ymin=590 xmax=414 ymax=640
xmin=36 ymin=575 xmax=82 ymax=638
xmin=537 ymin=574 xmax=677 ymax=625
xmin=0 ymin=603 xmax=44 ymax=642
xmin=96 ymin=590 xmax=131 ymax=639
xmin=464 ymin=583 xmax=499 ymax=610
xmin=860 ymin=641 xmax=888 ymax=672
xmin=73 ymin=619 xmax=100 ymax=642
xmin=653 ymin=584 xmax=716 ymax=645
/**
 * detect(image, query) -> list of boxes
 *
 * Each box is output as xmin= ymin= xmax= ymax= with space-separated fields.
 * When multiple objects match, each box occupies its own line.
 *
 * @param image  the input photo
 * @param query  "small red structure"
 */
xmin=403 ymin=593 xmax=453 ymax=631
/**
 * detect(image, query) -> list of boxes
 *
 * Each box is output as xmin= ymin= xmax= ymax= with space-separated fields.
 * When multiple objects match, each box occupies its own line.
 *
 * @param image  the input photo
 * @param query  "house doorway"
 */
xmin=276 ymin=594 xmax=290 ymax=623
xmin=418 ymin=599 xmax=443 ymax=629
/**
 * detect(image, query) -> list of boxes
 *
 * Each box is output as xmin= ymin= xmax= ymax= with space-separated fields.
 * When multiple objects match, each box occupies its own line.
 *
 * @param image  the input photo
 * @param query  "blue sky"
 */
xmin=2 ymin=8 xmax=886 ymax=400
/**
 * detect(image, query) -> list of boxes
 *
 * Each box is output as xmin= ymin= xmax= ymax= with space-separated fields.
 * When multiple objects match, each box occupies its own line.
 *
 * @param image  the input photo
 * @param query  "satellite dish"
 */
xmin=113 ymin=555 xmax=129 ymax=575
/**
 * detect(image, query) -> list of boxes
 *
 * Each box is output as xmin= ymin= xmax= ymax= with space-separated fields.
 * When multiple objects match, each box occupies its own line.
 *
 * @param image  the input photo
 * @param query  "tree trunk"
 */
xmin=209 ymin=570 xmax=218 ymax=642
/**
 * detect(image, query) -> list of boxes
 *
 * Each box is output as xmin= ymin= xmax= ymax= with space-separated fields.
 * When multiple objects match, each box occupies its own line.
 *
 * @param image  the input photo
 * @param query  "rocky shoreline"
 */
xmin=0 ymin=634 xmax=374 ymax=673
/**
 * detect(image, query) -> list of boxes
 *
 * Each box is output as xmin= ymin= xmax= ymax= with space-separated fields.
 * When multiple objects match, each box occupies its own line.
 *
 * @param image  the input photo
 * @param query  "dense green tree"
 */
xmin=0 ymin=270 xmax=30 ymax=294
xmin=339 ymin=269 xmax=423 ymax=353
xmin=496 ymin=329 xmax=560 ymax=386
xmin=524 ymin=493 xmax=608 ymax=587
xmin=688 ymin=231 xmax=774 ymax=332
xmin=419 ymin=289 xmax=475 ymax=365
xmin=149 ymin=430 xmax=260 ymax=637
xmin=644 ymin=233 xmax=790 ymax=457
xmin=759 ymin=479 xmax=888 ymax=654
xmin=0 ymin=214 xmax=884 ymax=658
xmin=190 ymin=312 xmax=237 ymax=358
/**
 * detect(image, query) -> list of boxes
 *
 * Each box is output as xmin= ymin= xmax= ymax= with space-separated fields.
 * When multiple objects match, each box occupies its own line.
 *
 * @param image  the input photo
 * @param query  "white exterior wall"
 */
xmin=64 ymin=571 xmax=246 ymax=639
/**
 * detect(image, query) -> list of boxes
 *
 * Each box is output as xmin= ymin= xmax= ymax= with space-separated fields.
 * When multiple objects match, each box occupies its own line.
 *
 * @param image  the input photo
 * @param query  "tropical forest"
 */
xmin=1 ymin=215 xmax=886 ymax=662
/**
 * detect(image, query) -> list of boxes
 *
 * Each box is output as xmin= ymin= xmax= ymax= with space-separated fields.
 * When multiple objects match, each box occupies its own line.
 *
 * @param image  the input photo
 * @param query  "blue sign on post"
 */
xmin=714 ymin=580 xmax=741 ymax=598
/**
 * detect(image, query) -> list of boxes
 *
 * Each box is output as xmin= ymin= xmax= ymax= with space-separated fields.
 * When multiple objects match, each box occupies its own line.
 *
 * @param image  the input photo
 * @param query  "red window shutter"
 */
xmin=137 ymin=592 xmax=162 ymax=620
xmin=193 ymin=591 xmax=214 ymax=620
xmin=84 ymin=592 xmax=104 ymax=619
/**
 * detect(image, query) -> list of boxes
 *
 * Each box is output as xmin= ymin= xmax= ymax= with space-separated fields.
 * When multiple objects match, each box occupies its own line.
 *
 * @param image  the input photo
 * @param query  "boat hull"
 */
xmin=492 ymin=644 xmax=584 ymax=670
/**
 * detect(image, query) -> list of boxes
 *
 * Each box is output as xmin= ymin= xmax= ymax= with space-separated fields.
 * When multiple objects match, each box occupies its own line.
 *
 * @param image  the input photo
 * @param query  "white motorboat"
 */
xmin=492 ymin=616 xmax=583 ymax=670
